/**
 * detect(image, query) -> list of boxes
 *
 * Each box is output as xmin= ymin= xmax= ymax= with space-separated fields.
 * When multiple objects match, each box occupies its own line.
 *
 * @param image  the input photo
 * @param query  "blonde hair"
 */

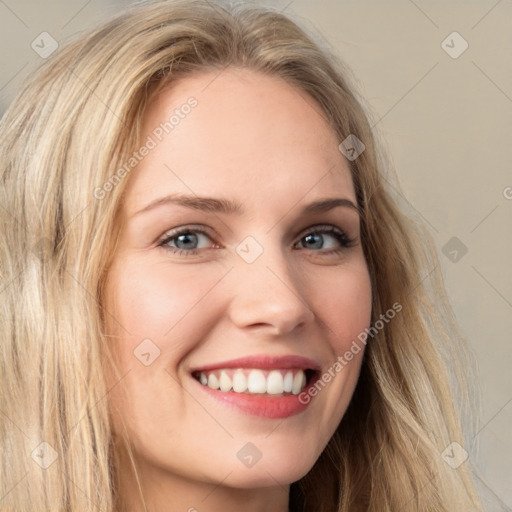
xmin=0 ymin=0 xmax=486 ymax=510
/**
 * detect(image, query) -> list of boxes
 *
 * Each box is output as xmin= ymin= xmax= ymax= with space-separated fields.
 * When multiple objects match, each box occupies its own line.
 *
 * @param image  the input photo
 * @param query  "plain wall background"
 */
xmin=1 ymin=0 xmax=510 ymax=509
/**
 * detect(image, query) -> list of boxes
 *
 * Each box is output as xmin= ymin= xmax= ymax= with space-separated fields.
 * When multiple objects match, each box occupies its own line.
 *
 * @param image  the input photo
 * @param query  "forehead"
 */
xmin=123 ymin=67 xmax=355 ymax=215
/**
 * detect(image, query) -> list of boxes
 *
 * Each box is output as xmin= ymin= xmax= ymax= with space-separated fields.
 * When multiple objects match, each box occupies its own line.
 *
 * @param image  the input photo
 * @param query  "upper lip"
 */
xmin=190 ymin=355 xmax=321 ymax=373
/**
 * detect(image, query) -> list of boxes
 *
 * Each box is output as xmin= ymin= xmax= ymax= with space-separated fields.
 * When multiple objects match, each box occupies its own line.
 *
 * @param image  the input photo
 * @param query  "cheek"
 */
xmin=103 ymin=260 xmax=218 ymax=428
xmin=107 ymin=259 xmax=219 ymax=342
xmin=318 ymin=263 xmax=373 ymax=352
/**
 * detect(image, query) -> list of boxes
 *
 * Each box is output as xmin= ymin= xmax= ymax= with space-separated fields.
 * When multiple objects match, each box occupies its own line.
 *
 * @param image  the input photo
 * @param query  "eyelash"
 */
xmin=157 ymin=224 xmax=356 ymax=258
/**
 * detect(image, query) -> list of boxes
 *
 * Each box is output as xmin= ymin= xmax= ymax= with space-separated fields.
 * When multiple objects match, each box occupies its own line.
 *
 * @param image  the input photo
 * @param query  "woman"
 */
xmin=0 ymin=0 xmax=486 ymax=510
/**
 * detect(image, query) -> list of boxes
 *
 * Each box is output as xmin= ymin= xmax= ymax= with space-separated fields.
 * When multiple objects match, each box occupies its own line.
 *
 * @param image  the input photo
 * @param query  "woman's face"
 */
xmin=103 ymin=67 xmax=372 ymax=508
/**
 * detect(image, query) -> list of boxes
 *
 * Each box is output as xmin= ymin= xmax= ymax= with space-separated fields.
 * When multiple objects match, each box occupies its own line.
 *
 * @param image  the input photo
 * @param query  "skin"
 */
xmin=103 ymin=67 xmax=372 ymax=512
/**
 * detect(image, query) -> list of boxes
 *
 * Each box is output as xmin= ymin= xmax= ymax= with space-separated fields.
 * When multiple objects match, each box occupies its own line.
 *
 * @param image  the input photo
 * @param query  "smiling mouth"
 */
xmin=191 ymin=368 xmax=319 ymax=396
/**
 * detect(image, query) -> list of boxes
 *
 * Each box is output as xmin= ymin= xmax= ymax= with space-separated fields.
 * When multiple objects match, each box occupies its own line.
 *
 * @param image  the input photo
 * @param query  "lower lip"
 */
xmin=191 ymin=372 xmax=320 ymax=419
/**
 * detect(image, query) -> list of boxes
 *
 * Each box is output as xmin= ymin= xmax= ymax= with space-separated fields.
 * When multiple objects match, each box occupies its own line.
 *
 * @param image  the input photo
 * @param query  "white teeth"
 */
xmin=283 ymin=371 xmax=293 ymax=392
xmin=266 ymin=370 xmax=284 ymax=395
xmin=219 ymin=370 xmax=232 ymax=392
xmin=207 ymin=373 xmax=219 ymax=389
xmin=197 ymin=368 xmax=309 ymax=395
xmin=292 ymin=371 xmax=305 ymax=395
xmin=247 ymin=369 xmax=267 ymax=393
xmin=232 ymin=371 xmax=248 ymax=392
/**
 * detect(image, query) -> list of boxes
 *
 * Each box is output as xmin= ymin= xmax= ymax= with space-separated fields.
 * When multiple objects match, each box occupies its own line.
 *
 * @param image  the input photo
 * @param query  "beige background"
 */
xmin=1 ymin=0 xmax=510 ymax=509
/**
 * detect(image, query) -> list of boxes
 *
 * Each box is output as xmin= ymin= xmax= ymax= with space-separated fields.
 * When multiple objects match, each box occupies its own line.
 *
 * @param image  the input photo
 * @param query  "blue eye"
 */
xmin=157 ymin=224 xmax=355 ymax=257
xmin=296 ymin=226 xmax=354 ymax=253
xmin=158 ymin=227 xmax=214 ymax=257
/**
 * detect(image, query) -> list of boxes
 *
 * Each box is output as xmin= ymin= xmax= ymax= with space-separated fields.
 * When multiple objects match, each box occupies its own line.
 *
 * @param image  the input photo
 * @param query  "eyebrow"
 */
xmin=132 ymin=193 xmax=360 ymax=218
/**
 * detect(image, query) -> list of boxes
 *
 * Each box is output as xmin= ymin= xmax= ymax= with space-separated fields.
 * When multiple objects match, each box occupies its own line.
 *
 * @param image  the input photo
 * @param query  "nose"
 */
xmin=227 ymin=243 xmax=315 ymax=336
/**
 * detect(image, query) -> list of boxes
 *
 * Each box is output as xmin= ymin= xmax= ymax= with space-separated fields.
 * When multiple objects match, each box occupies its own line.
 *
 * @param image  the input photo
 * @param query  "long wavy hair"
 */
xmin=0 ymin=0 xmax=486 ymax=510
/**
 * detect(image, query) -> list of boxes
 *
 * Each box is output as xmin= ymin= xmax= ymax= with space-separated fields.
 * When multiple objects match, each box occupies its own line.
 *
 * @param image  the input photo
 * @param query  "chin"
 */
xmin=217 ymin=456 xmax=316 ymax=489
